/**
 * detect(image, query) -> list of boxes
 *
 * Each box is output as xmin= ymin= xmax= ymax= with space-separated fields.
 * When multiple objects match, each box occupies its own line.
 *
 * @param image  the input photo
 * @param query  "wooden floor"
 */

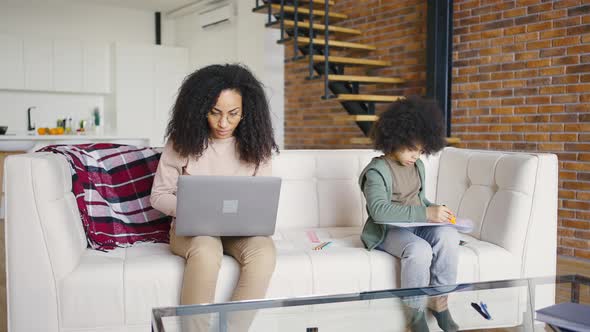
xmin=0 ymin=219 xmax=587 ymax=332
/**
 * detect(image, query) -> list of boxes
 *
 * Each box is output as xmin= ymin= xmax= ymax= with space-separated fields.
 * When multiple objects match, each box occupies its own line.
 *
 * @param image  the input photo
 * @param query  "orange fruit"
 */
xmin=55 ymin=127 xmax=64 ymax=135
xmin=37 ymin=127 xmax=48 ymax=135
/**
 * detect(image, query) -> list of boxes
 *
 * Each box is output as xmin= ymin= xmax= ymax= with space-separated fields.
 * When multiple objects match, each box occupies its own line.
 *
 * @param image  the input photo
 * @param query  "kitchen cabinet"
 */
xmin=52 ymin=40 xmax=111 ymax=94
xmin=115 ymin=43 xmax=155 ymax=144
xmin=83 ymin=42 xmax=111 ymax=94
xmin=53 ymin=39 xmax=83 ymax=92
xmin=115 ymin=43 xmax=188 ymax=147
xmin=0 ymin=34 xmax=24 ymax=90
xmin=0 ymin=34 xmax=111 ymax=94
xmin=24 ymin=38 xmax=53 ymax=91
xmin=153 ymin=47 xmax=189 ymax=146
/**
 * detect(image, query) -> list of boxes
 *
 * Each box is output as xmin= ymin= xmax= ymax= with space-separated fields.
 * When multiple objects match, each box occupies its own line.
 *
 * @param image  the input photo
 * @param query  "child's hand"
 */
xmin=426 ymin=205 xmax=454 ymax=223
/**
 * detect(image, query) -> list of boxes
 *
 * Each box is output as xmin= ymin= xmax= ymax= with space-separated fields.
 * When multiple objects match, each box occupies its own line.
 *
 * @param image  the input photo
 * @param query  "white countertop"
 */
xmin=0 ymin=134 xmax=149 ymax=141
xmin=0 ymin=134 xmax=152 ymax=151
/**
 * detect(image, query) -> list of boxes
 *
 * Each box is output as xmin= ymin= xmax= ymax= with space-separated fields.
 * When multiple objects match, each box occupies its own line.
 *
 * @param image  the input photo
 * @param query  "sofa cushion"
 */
xmin=57 ymin=226 xmax=520 ymax=328
xmin=38 ymin=144 xmax=172 ymax=250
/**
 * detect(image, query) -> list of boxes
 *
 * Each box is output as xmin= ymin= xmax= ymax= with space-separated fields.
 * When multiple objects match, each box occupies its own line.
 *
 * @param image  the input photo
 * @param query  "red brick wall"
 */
xmin=284 ymin=0 xmax=427 ymax=148
xmin=452 ymin=0 xmax=590 ymax=260
xmin=282 ymin=0 xmax=589 ymax=260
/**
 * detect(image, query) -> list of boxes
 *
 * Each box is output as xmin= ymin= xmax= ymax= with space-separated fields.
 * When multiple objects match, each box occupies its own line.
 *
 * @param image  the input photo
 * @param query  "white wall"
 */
xmin=0 ymin=1 xmax=175 ymax=45
xmin=174 ymin=0 xmax=285 ymax=147
xmin=0 ymin=0 xmax=175 ymax=135
xmin=264 ymin=29 xmax=285 ymax=149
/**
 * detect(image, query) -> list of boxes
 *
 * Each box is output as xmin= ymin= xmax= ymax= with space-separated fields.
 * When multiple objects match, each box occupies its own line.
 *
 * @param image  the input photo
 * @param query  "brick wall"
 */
xmin=284 ymin=0 xmax=427 ymax=148
xmin=282 ymin=0 xmax=589 ymax=260
xmin=452 ymin=0 xmax=590 ymax=260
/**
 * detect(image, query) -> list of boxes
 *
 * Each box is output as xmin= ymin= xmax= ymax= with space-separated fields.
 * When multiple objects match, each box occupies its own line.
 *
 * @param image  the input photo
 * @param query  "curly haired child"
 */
xmin=359 ymin=96 xmax=460 ymax=332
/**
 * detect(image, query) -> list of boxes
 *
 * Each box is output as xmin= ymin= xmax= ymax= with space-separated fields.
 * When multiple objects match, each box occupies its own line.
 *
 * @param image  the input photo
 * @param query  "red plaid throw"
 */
xmin=39 ymin=143 xmax=172 ymax=251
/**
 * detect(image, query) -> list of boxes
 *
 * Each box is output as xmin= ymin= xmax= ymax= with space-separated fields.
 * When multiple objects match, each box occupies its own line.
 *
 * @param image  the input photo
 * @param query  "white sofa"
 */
xmin=5 ymin=147 xmax=558 ymax=332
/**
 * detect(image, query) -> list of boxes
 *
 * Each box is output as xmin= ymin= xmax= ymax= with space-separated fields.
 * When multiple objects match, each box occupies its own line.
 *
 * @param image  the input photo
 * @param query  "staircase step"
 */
xmin=290 ymin=0 xmax=335 ymax=5
xmin=351 ymin=137 xmax=463 ymax=145
xmin=306 ymin=55 xmax=392 ymax=67
xmin=328 ymin=75 xmax=404 ymax=84
xmin=268 ymin=20 xmax=361 ymax=35
xmin=334 ymin=114 xmax=378 ymax=122
xmin=291 ymin=37 xmax=376 ymax=51
xmin=334 ymin=94 xmax=404 ymax=103
xmin=253 ymin=4 xmax=348 ymax=20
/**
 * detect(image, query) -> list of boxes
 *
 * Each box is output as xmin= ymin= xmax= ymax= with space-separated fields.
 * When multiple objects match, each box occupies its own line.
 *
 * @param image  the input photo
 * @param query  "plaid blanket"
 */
xmin=39 ymin=143 xmax=172 ymax=251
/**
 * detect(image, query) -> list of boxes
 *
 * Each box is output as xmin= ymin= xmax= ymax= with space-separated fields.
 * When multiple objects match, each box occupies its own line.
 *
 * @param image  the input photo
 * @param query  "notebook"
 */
xmin=536 ymin=302 xmax=590 ymax=332
xmin=375 ymin=217 xmax=474 ymax=233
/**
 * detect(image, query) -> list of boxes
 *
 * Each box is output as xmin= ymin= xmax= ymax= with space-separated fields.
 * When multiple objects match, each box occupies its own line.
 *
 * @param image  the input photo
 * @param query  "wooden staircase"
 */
xmin=253 ymin=0 xmax=458 ymax=146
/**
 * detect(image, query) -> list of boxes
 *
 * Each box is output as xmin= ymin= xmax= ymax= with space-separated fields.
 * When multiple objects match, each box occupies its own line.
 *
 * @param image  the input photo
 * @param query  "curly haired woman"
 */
xmin=359 ymin=96 xmax=459 ymax=332
xmin=150 ymin=64 xmax=279 ymax=331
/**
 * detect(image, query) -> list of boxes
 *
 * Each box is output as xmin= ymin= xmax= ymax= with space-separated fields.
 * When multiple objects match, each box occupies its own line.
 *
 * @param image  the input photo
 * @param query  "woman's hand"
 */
xmin=426 ymin=205 xmax=454 ymax=223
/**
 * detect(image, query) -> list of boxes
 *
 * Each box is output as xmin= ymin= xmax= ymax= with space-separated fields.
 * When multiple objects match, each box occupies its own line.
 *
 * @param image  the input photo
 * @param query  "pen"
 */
xmin=480 ymin=302 xmax=492 ymax=319
xmin=471 ymin=302 xmax=491 ymax=320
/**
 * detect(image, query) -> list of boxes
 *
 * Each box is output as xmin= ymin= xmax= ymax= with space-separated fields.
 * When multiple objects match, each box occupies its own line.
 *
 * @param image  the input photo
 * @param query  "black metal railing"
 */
xmin=308 ymin=0 xmax=316 ymax=79
xmin=293 ymin=0 xmax=299 ymax=59
xmin=256 ymin=0 xmax=416 ymax=135
xmin=255 ymin=0 xmax=381 ymax=136
xmin=258 ymin=0 xmax=334 ymax=97
xmin=322 ymin=0 xmax=332 ymax=99
xmin=280 ymin=0 xmax=285 ymax=41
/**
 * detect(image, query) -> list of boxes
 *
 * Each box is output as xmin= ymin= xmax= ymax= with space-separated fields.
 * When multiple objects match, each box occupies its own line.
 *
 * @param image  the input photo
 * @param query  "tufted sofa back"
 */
xmin=4 ymin=147 xmax=557 ymax=332
xmin=272 ymin=149 xmax=380 ymax=229
xmin=272 ymin=147 xmax=557 ymax=277
xmin=437 ymin=148 xmax=540 ymax=252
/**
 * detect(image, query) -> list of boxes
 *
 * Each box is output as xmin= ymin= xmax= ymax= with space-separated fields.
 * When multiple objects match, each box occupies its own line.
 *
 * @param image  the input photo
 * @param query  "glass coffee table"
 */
xmin=152 ymin=275 xmax=590 ymax=332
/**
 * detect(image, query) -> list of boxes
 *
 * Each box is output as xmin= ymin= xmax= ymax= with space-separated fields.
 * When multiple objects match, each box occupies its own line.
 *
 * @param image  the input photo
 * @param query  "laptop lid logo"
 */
xmin=222 ymin=200 xmax=239 ymax=214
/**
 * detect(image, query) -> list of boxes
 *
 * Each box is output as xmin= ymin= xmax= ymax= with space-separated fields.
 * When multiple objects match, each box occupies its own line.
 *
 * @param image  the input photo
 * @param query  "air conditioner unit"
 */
xmin=165 ymin=0 xmax=234 ymax=20
xmin=199 ymin=2 xmax=234 ymax=29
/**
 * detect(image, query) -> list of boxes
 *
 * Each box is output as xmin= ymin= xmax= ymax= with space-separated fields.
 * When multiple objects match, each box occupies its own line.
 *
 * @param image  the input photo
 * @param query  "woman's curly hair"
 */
xmin=371 ymin=96 xmax=446 ymax=155
xmin=166 ymin=63 xmax=279 ymax=167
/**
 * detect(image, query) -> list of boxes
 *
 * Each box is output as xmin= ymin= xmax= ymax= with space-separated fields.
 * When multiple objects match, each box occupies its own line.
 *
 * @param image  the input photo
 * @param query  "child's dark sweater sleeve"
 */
xmin=362 ymin=169 xmax=428 ymax=223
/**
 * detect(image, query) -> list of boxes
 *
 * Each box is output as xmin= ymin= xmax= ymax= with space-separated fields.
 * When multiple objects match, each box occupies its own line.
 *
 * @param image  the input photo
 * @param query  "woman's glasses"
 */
xmin=207 ymin=112 xmax=243 ymax=124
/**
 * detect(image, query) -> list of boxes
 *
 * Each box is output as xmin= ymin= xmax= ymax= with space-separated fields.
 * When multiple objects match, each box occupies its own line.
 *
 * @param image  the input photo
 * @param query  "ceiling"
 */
xmin=75 ymin=0 xmax=201 ymax=13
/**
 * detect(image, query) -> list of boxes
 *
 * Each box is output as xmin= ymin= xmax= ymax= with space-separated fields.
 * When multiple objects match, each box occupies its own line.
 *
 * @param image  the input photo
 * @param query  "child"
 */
xmin=359 ymin=96 xmax=460 ymax=332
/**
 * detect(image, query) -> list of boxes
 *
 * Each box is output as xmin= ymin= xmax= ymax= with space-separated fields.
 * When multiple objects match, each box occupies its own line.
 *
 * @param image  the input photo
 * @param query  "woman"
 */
xmin=150 ymin=64 xmax=279 ymax=331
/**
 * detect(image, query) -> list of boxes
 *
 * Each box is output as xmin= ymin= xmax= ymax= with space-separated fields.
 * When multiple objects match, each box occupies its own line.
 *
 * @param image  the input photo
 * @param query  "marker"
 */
xmin=442 ymin=204 xmax=456 ymax=224
xmin=313 ymin=241 xmax=332 ymax=250
xmin=306 ymin=230 xmax=320 ymax=243
xmin=471 ymin=302 xmax=491 ymax=320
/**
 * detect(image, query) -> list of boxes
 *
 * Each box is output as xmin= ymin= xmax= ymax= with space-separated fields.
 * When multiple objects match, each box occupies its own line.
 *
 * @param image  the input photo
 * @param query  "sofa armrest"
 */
xmin=521 ymin=153 xmax=558 ymax=278
xmin=5 ymin=152 xmax=87 ymax=332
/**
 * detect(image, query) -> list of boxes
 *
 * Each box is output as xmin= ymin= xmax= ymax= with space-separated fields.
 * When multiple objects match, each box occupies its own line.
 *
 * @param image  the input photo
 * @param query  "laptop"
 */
xmin=175 ymin=175 xmax=282 ymax=237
